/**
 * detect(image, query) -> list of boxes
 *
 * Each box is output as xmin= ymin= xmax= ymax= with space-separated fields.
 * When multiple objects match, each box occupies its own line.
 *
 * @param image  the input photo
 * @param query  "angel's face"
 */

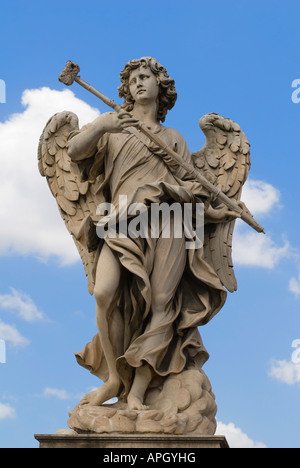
xmin=128 ymin=66 xmax=160 ymax=105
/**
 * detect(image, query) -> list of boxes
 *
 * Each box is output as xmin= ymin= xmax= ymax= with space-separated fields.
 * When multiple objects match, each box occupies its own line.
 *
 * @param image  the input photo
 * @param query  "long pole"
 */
xmin=66 ymin=73 xmax=264 ymax=234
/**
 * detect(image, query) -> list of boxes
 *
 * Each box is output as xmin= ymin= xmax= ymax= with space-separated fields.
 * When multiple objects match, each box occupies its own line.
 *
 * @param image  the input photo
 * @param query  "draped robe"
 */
xmin=69 ymin=123 xmax=227 ymax=397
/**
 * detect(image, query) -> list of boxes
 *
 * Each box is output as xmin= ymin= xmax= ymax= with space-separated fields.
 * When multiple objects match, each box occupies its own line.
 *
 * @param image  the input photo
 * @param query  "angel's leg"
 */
xmin=80 ymin=242 xmax=122 ymax=406
xmin=127 ymin=217 xmax=186 ymax=410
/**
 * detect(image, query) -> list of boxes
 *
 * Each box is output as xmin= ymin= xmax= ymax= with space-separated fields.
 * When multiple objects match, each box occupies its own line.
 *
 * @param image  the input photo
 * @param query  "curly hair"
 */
xmin=118 ymin=57 xmax=177 ymax=123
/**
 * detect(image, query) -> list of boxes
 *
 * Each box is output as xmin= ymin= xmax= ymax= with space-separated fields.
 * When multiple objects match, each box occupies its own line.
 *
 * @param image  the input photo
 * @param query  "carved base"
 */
xmin=34 ymin=433 xmax=229 ymax=449
xmin=67 ymin=369 xmax=217 ymax=436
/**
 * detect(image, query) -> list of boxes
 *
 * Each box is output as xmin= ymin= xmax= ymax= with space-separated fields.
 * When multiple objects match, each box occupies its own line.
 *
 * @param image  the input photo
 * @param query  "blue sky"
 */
xmin=0 ymin=0 xmax=299 ymax=448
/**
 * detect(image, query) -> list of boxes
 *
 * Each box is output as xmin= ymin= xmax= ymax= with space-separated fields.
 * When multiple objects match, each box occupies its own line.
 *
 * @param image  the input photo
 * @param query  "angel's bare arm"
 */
xmin=67 ymin=111 xmax=139 ymax=161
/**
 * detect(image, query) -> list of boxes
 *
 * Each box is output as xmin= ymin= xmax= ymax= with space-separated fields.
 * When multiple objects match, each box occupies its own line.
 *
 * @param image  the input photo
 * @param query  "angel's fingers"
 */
xmin=120 ymin=117 xmax=139 ymax=123
xmin=238 ymin=201 xmax=247 ymax=210
xmin=121 ymin=120 xmax=140 ymax=128
xmin=118 ymin=110 xmax=136 ymax=119
xmin=227 ymin=210 xmax=241 ymax=219
xmin=239 ymin=201 xmax=253 ymax=216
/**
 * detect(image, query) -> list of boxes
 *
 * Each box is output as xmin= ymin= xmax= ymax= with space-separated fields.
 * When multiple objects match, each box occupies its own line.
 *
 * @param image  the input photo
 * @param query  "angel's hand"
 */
xmin=100 ymin=111 xmax=139 ymax=134
xmin=237 ymin=200 xmax=253 ymax=217
xmin=67 ymin=111 xmax=139 ymax=161
xmin=205 ymin=203 xmax=241 ymax=224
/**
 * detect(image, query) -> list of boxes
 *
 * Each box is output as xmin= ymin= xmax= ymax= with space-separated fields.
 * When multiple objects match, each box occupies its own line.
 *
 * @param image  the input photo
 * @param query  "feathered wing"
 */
xmin=192 ymin=113 xmax=251 ymax=292
xmin=38 ymin=111 xmax=100 ymax=294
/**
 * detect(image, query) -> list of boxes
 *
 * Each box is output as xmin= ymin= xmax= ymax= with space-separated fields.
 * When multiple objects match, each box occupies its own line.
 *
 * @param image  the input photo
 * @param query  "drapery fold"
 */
xmin=72 ymin=125 xmax=227 ymax=397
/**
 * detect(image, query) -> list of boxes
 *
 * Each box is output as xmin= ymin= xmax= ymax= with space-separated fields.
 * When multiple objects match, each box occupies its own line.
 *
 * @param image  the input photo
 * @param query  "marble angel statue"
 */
xmin=37 ymin=57 xmax=260 ymax=435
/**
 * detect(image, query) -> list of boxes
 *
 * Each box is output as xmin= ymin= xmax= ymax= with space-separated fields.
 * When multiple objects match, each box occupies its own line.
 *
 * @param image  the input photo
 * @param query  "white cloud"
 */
xmin=0 ymin=319 xmax=29 ymax=347
xmin=233 ymin=230 xmax=290 ymax=269
xmin=242 ymin=179 xmax=281 ymax=217
xmin=233 ymin=179 xmax=291 ymax=269
xmin=43 ymin=387 xmax=72 ymax=400
xmin=216 ymin=421 xmax=267 ymax=448
xmin=42 ymin=387 xmax=87 ymax=401
xmin=0 ymin=402 xmax=16 ymax=420
xmin=0 ymin=87 xmax=100 ymax=265
xmin=238 ymin=180 xmax=300 ymax=298
xmin=0 ymin=287 xmax=44 ymax=321
xmin=0 ymin=288 xmax=44 ymax=348
xmin=289 ymin=272 xmax=300 ymax=297
xmin=269 ymin=359 xmax=300 ymax=385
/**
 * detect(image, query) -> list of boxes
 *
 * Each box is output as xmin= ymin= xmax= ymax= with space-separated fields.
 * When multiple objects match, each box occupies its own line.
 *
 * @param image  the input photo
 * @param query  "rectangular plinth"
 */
xmin=34 ymin=433 xmax=229 ymax=449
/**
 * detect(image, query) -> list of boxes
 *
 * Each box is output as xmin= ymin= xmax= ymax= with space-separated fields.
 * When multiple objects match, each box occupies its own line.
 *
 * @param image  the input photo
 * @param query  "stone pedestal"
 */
xmin=34 ymin=433 xmax=229 ymax=449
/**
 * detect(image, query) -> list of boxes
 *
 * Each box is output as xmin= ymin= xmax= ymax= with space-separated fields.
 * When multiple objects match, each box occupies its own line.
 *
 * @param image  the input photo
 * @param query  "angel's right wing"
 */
xmin=192 ymin=113 xmax=251 ymax=293
xmin=38 ymin=111 xmax=102 ymax=294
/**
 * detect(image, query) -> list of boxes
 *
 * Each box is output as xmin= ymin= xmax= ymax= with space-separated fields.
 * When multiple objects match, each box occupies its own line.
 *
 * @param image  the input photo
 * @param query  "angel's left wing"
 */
xmin=192 ymin=113 xmax=251 ymax=292
xmin=38 ymin=111 xmax=100 ymax=294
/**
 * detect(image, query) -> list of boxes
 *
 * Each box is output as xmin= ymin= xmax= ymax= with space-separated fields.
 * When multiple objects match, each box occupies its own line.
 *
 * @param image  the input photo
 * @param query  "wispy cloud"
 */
xmin=0 ymin=288 xmax=44 ymax=322
xmin=216 ymin=421 xmax=267 ymax=448
xmin=0 ymin=288 xmax=45 ymax=347
xmin=0 ymin=402 xmax=16 ymax=420
xmin=269 ymin=359 xmax=300 ymax=385
xmin=0 ymin=319 xmax=29 ymax=347
xmin=41 ymin=387 xmax=87 ymax=401
xmin=289 ymin=270 xmax=300 ymax=297
xmin=43 ymin=387 xmax=72 ymax=400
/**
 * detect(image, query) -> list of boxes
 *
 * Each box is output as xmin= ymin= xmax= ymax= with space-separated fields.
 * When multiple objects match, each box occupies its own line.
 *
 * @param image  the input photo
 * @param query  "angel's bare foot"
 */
xmin=127 ymin=364 xmax=152 ymax=411
xmin=127 ymin=393 xmax=149 ymax=411
xmin=79 ymin=377 xmax=120 ymax=406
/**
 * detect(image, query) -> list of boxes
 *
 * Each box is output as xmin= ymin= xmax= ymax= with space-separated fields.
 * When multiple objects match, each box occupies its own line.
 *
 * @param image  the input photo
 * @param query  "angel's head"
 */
xmin=118 ymin=57 xmax=177 ymax=123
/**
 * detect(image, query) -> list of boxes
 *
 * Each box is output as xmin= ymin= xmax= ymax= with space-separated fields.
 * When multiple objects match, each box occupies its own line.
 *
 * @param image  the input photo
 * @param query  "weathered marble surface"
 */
xmin=37 ymin=57 xmax=257 ymax=435
xmin=68 ymin=369 xmax=216 ymax=435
